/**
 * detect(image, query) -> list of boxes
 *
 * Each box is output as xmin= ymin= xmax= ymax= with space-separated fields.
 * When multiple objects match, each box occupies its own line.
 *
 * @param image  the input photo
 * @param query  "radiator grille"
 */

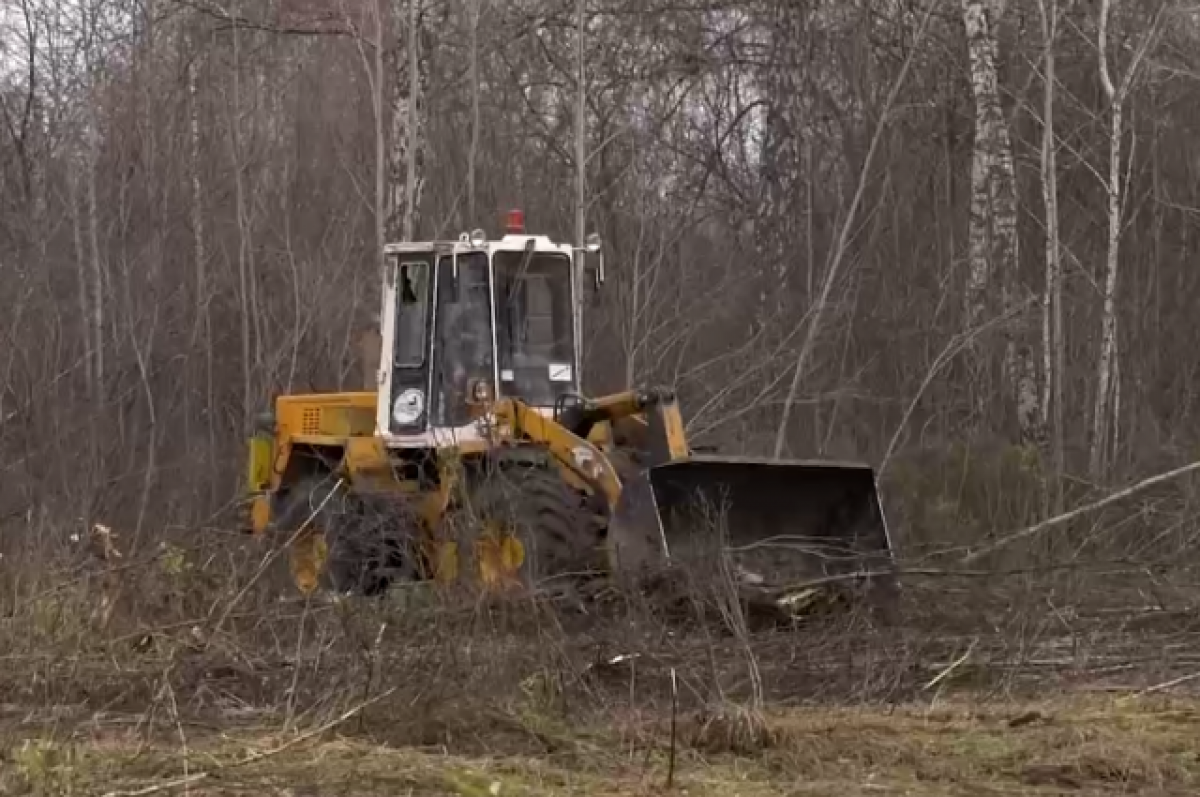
xmin=301 ymin=408 xmax=321 ymax=435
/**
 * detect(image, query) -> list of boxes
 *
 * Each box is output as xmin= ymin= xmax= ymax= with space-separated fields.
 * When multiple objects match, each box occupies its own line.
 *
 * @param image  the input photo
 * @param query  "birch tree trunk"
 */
xmin=357 ymin=0 xmax=388 ymax=390
xmin=1037 ymin=0 xmax=1064 ymax=510
xmin=467 ymin=0 xmax=481 ymax=226
xmin=86 ymin=91 xmax=105 ymax=393
xmin=1091 ymin=0 xmax=1120 ymax=479
xmin=189 ymin=49 xmax=207 ymax=346
xmin=386 ymin=0 xmax=426 ymax=241
xmin=961 ymin=0 xmax=1041 ymax=444
xmin=1089 ymin=0 xmax=1162 ymax=478
xmin=69 ymin=150 xmax=93 ymax=397
xmin=574 ymin=0 xmax=587 ymax=384
xmin=227 ymin=6 xmax=253 ymax=429
xmin=756 ymin=4 xmax=805 ymax=335
xmin=187 ymin=34 xmax=214 ymax=425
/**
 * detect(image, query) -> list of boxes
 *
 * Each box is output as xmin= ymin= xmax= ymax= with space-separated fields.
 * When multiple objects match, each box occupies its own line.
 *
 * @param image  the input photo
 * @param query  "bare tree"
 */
xmin=1089 ymin=0 xmax=1163 ymax=478
xmin=574 ymin=0 xmax=587 ymax=381
xmin=961 ymin=0 xmax=1041 ymax=445
xmin=0 ymin=0 xmax=1197 ymax=587
xmin=466 ymin=0 xmax=482 ymax=224
xmin=1036 ymin=0 xmax=1063 ymax=510
xmin=773 ymin=0 xmax=936 ymax=459
xmin=386 ymin=0 xmax=424 ymax=241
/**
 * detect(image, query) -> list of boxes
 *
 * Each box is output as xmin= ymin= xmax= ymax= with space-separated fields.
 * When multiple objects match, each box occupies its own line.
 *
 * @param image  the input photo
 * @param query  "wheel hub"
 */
xmin=289 ymin=525 xmax=329 ymax=596
xmin=475 ymin=520 xmax=526 ymax=590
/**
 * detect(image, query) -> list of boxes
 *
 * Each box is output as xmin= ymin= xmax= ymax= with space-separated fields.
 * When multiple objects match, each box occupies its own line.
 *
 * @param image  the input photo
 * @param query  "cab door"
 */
xmin=428 ymin=250 xmax=496 ymax=429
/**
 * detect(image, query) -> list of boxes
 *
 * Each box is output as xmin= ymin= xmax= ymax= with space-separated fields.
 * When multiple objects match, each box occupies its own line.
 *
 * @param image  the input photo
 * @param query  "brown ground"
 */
xmin=6 ymin=529 xmax=1200 ymax=796
xmin=5 ymin=689 xmax=1200 ymax=796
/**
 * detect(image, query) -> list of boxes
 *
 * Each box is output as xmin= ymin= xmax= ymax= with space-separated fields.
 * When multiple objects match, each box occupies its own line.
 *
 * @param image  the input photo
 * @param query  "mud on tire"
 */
xmin=272 ymin=473 xmax=415 ymax=596
xmin=460 ymin=464 xmax=607 ymax=589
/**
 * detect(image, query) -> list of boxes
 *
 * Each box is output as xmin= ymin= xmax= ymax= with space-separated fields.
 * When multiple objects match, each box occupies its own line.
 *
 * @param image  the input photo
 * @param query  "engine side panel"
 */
xmin=276 ymin=392 xmax=378 ymax=439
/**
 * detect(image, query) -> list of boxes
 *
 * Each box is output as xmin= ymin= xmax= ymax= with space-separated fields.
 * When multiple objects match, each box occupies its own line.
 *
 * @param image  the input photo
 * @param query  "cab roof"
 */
xmin=383 ymin=234 xmax=571 ymax=255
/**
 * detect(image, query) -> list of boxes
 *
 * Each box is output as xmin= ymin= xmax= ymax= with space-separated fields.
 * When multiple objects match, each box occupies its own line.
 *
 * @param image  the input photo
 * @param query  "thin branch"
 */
xmin=771 ymin=0 xmax=937 ymax=459
xmin=98 ymin=688 xmax=397 ymax=797
xmin=1132 ymin=671 xmax=1200 ymax=697
xmin=961 ymin=460 xmax=1200 ymax=565
xmin=172 ymin=0 xmax=366 ymax=39
xmin=878 ymin=296 xmax=1038 ymax=478
xmin=207 ymin=478 xmax=346 ymax=637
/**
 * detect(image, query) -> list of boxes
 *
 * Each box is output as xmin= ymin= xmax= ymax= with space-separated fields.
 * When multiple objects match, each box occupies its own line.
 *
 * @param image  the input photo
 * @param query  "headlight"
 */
xmin=392 ymin=388 xmax=425 ymax=425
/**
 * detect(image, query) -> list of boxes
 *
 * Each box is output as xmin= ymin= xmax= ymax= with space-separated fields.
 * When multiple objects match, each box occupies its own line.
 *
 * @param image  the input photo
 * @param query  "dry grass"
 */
xmin=5 ymin=692 xmax=1200 ymax=795
xmin=5 ymin=480 xmax=1200 ymax=797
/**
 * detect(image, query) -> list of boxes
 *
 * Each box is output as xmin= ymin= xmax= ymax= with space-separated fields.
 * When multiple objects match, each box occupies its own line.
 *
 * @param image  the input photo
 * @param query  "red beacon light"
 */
xmin=505 ymin=209 xmax=525 ymax=235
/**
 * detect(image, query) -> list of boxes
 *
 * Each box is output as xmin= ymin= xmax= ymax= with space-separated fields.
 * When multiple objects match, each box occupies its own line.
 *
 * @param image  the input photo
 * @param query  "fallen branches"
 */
xmin=99 ymin=687 xmax=396 ymax=797
xmin=961 ymin=460 xmax=1200 ymax=565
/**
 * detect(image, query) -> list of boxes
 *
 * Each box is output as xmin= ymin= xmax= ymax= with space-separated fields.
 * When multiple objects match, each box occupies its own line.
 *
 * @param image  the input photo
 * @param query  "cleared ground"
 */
xmin=5 ymin=690 xmax=1200 ymax=796
xmin=5 ymin=520 xmax=1200 ymax=796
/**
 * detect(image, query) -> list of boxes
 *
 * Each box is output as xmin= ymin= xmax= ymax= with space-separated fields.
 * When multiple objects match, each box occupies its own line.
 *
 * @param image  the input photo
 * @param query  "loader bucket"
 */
xmin=612 ymin=455 xmax=896 ymax=604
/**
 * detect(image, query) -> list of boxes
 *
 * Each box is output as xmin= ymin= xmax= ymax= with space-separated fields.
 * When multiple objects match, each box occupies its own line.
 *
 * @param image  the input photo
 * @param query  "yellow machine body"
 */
xmin=246 ymin=389 xmax=663 ymax=585
xmin=245 ymin=386 xmax=896 ymax=605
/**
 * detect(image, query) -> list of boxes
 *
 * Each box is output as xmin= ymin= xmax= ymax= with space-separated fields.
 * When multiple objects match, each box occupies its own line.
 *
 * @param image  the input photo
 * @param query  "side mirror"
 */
xmin=587 ymin=254 xmax=606 ymax=291
xmin=454 ymin=235 xmax=466 ymax=280
xmin=582 ymin=232 xmax=605 ymax=289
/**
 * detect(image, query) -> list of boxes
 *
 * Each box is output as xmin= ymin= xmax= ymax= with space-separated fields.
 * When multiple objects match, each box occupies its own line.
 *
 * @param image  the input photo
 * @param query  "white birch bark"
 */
xmin=402 ymin=0 xmax=422 ymax=241
xmin=1089 ymin=0 xmax=1161 ymax=477
xmin=756 ymin=4 xmax=806 ymax=332
xmin=189 ymin=38 xmax=219 ymax=472
xmin=386 ymin=0 xmax=426 ymax=241
xmin=68 ymin=150 xmax=92 ymax=396
xmin=962 ymin=0 xmax=1002 ymax=333
xmin=189 ymin=49 xmax=207 ymax=343
xmin=1037 ymin=0 xmax=1064 ymax=509
xmin=86 ymin=96 xmax=105 ymax=391
xmin=373 ymin=0 xmax=387 ymax=277
xmin=574 ymin=0 xmax=587 ymax=383
xmin=1091 ymin=0 xmax=1120 ymax=478
xmin=961 ymin=0 xmax=1041 ymax=443
xmin=227 ymin=5 xmax=253 ymax=427
xmin=467 ymin=0 xmax=481 ymax=225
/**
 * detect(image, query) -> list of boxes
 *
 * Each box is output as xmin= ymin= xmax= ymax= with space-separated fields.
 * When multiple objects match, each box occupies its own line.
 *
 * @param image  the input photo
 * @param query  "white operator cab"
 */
xmin=374 ymin=210 xmax=605 ymax=449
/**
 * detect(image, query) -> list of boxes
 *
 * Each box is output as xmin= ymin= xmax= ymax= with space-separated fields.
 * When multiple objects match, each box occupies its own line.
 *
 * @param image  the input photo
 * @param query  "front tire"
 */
xmin=272 ymin=474 xmax=413 ymax=596
xmin=457 ymin=464 xmax=606 ymax=590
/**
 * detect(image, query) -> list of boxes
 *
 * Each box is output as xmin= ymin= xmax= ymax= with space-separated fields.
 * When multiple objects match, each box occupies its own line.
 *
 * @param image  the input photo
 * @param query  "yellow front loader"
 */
xmin=245 ymin=212 xmax=896 ymax=612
